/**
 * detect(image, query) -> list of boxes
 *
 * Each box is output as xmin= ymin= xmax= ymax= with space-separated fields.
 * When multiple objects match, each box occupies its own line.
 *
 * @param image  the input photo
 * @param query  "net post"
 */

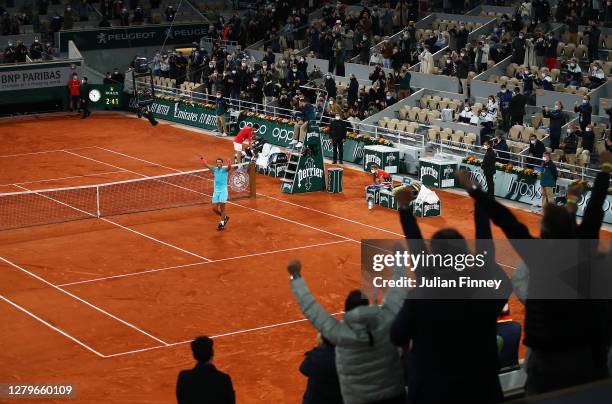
xmin=96 ymin=186 xmax=101 ymax=217
xmin=248 ymin=161 xmax=256 ymax=198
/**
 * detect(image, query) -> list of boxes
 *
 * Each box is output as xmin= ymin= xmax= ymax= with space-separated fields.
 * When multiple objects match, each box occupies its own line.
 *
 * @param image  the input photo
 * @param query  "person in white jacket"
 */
xmin=287 ymin=259 xmax=407 ymax=404
xmin=419 ymin=45 xmax=434 ymax=74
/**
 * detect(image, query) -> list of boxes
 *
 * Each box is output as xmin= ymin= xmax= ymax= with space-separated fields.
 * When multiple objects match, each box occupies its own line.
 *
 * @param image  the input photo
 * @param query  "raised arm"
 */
xmin=577 ymin=153 xmax=612 ymax=239
xmin=199 ymin=156 xmax=214 ymax=171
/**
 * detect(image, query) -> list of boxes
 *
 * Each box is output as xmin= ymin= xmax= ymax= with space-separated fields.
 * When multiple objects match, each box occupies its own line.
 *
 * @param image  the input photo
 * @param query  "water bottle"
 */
xmin=367 ymin=197 xmax=374 ymax=210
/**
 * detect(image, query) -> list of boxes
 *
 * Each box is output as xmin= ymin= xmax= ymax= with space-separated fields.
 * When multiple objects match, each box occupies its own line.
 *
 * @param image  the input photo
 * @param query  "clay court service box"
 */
xmin=419 ymin=156 xmax=457 ymax=188
xmin=327 ymin=167 xmax=343 ymax=193
xmin=363 ymin=145 xmax=400 ymax=173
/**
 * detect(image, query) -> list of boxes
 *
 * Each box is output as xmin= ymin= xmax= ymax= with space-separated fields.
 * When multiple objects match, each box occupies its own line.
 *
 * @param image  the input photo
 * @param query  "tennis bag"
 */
xmin=268 ymin=152 xmax=288 ymax=166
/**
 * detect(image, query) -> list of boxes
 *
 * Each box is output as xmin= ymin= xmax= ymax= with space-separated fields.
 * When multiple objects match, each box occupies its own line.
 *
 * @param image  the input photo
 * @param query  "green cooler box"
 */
xmin=419 ymin=156 xmax=457 ymax=188
xmin=363 ymin=145 xmax=400 ymax=173
xmin=327 ymin=167 xmax=343 ymax=193
xmin=365 ymin=185 xmax=381 ymax=205
xmin=379 ymin=189 xmax=398 ymax=210
xmin=413 ymin=200 xmax=441 ymax=217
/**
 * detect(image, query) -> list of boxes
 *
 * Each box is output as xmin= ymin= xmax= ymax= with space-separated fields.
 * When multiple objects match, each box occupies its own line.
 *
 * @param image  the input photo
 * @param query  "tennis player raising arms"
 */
xmin=233 ymin=123 xmax=259 ymax=164
xmin=200 ymin=155 xmax=233 ymax=231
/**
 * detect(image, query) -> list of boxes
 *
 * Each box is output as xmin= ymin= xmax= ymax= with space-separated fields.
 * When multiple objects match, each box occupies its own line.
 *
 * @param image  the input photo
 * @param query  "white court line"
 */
xmin=1 ymin=170 xmax=127 ymax=187
xmin=67 ymin=149 xmax=357 ymax=244
xmin=0 ymin=146 xmax=96 ymax=158
xmin=0 ymin=255 xmax=169 ymax=346
xmin=95 ymin=147 xmax=406 ymax=238
xmin=57 ymin=240 xmax=351 ymax=287
xmin=0 ymin=294 xmax=106 ymax=358
xmin=102 ymin=311 xmax=345 ymax=358
xmin=12 ymin=183 xmax=212 ymax=263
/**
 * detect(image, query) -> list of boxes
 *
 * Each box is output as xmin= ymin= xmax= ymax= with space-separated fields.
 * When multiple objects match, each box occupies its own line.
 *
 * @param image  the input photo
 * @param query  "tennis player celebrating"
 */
xmin=200 ymin=156 xmax=233 ymax=230
xmin=233 ymin=123 xmax=259 ymax=164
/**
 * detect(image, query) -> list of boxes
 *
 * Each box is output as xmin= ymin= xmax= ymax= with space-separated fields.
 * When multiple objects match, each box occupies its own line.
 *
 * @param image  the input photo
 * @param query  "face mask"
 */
xmin=446 ymin=59 xmax=451 ymax=64
xmin=586 ymin=128 xmax=592 ymax=132
xmin=582 ymin=100 xmax=588 ymax=104
xmin=488 ymin=99 xmax=494 ymax=103
xmin=570 ymin=64 xmax=575 ymax=68
xmin=555 ymin=105 xmax=560 ymax=110
xmin=524 ymin=71 xmax=530 ymax=75
xmin=543 ymin=157 xmax=549 ymax=162
xmin=567 ymin=129 xmax=571 ymax=134
xmin=232 ymin=70 xmax=236 ymax=74
xmin=464 ymin=107 xmax=469 ymax=111
xmin=209 ymin=64 xmax=214 ymax=67
xmin=531 ymin=139 xmax=536 ymax=144
xmin=253 ymin=78 xmax=258 ymax=81
xmin=386 ymin=96 xmax=391 ymax=100
xmin=502 ymin=88 xmax=507 ymax=92
xmin=335 ymin=115 xmax=341 ymax=119
xmin=292 ymin=69 xmax=297 ymax=72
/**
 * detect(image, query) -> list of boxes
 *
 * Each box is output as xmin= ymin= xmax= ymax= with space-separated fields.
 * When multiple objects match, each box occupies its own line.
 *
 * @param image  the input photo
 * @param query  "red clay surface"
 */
xmin=1 ymin=113 xmax=610 ymax=403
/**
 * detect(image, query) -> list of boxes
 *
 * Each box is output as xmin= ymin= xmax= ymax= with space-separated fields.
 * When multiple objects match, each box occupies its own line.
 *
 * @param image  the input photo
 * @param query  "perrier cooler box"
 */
xmin=327 ymin=167 xmax=343 ymax=193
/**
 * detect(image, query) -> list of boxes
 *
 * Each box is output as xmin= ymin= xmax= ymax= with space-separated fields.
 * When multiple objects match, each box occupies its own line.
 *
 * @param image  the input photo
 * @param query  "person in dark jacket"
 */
xmin=300 ymin=334 xmax=343 ymax=404
xmin=509 ymin=87 xmax=526 ymax=126
xmin=497 ymin=304 xmax=522 ymax=370
xmin=528 ymin=134 xmax=545 ymax=167
xmin=390 ymin=182 xmax=511 ymax=404
xmin=324 ymin=73 xmax=337 ymax=100
xmin=215 ymin=93 xmax=228 ymax=136
xmin=560 ymin=125 xmax=579 ymax=164
xmin=511 ymin=32 xmax=526 ymax=64
xmin=542 ymin=101 xmax=565 ymax=151
xmin=463 ymin=158 xmax=612 ymax=396
xmin=482 ymin=140 xmax=496 ymax=196
xmin=329 ymin=114 xmax=348 ymax=164
xmin=498 ymin=85 xmax=513 ymax=131
xmin=574 ymin=95 xmax=592 ymax=132
xmin=79 ymin=77 xmax=91 ymax=119
xmin=176 ymin=336 xmax=235 ymax=404
xmin=347 ymin=74 xmax=358 ymax=107
xmin=578 ymin=124 xmax=595 ymax=153
xmin=539 ymin=151 xmax=558 ymax=207
xmin=586 ymin=20 xmax=601 ymax=61
xmin=493 ymin=133 xmax=510 ymax=164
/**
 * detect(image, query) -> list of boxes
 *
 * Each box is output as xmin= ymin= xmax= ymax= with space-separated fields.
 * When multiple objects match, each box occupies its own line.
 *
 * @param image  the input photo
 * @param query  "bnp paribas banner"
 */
xmin=57 ymin=23 xmax=210 ymax=52
xmin=0 ymin=60 xmax=83 ymax=105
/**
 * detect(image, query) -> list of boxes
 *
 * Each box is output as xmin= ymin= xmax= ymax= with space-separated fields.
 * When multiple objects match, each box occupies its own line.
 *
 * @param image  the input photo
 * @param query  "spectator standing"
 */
xmin=543 ymin=102 xmax=564 ymax=150
xmin=397 ymin=67 xmax=411 ymax=100
xmin=577 ymin=124 xmax=595 ymax=154
xmin=497 ymin=306 xmax=522 ymax=370
xmin=498 ymin=85 xmax=513 ymax=131
xmin=540 ymin=151 xmax=557 ymax=207
xmin=482 ymin=139 xmax=496 ymax=196
xmin=111 ymin=68 xmax=124 ymax=85
xmin=215 ymin=92 xmax=228 ymax=136
xmin=493 ymin=133 xmax=510 ymax=164
xmin=324 ymin=73 xmax=337 ymax=100
xmin=287 ymin=260 xmax=406 ymax=404
xmin=63 ymin=5 xmax=73 ymax=30
xmin=475 ymin=41 xmax=489 ymax=73
xmin=586 ymin=20 xmax=601 ymax=61
xmin=14 ymin=40 xmax=28 ymax=63
xmin=329 ymin=114 xmax=348 ymax=165
xmin=456 ymin=49 xmax=470 ymax=97
xmin=418 ymin=45 xmax=434 ymax=74
xmin=67 ymin=73 xmax=81 ymax=112
xmin=347 ymin=74 xmax=359 ymax=107
xmin=79 ymin=77 xmax=91 ymax=119
xmin=528 ymin=134 xmax=546 ymax=160
xmin=511 ymin=32 xmax=526 ymax=64
xmin=3 ymin=41 xmax=16 ymax=63
xmin=543 ymin=33 xmax=558 ymax=70
xmin=300 ymin=334 xmax=343 ymax=404
xmin=176 ymin=336 xmax=235 ymax=404
xmin=574 ymin=96 xmax=592 ymax=132
xmin=560 ymin=125 xmax=579 ymax=164
xmin=165 ymin=5 xmax=175 ymax=22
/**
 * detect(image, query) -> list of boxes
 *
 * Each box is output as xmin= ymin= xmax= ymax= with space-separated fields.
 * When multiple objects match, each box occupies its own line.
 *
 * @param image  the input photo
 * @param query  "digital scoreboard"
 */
xmin=88 ymin=84 xmax=123 ymax=109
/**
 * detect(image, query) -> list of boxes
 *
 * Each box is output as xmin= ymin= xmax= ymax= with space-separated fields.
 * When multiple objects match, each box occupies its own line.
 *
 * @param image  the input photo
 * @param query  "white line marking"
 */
xmin=11 ymin=183 xmax=213 ymax=263
xmin=0 ymin=255 xmax=169 ymax=346
xmin=69 ymin=149 xmax=357 ymax=243
xmin=1 ymin=170 xmax=127 ymax=187
xmin=57 ymin=240 xmax=351 ymax=287
xmin=102 ymin=311 xmax=345 ymax=358
xmin=0 ymin=146 xmax=96 ymax=158
xmin=0 ymin=294 xmax=106 ymax=358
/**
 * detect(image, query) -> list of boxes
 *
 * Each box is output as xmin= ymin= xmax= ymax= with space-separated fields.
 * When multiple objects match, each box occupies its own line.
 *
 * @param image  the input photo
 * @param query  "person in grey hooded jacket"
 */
xmin=287 ymin=260 xmax=406 ymax=404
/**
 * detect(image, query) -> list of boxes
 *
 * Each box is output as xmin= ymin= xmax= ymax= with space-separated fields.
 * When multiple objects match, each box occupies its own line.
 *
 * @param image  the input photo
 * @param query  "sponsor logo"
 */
xmin=420 ymin=165 xmax=438 ymax=178
xmin=229 ymin=169 xmax=250 ymax=193
xmin=149 ymin=102 xmax=170 ymax=115
xmin=385 ymin=154 xmax=397 ymax=165
xmin=507 ymin=177 xmax=541 ymax=201
xmin=443 ymin=166 xmax=454 ymax=179
xmin=305 ymin=131 xmax=319 ymax=142
xmin=365 ymin=153 xmax=382 ymax=167
xmin=423 ymin=202 xmax=440 ymax=215
xmin=271 ymin=127 xmax=293 ymax=142
xmin=97 ymin=33 xmax=107 ymax=44
xmin=297 ymin=157 xmax=323 ymax=190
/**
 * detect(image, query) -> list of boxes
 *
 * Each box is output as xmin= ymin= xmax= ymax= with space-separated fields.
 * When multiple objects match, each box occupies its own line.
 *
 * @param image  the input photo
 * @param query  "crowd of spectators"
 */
xmin=1 ymin=37 xmax=56 ymax=63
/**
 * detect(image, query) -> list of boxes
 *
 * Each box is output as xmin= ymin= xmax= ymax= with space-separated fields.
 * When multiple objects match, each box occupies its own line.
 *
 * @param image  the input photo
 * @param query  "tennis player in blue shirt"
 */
xmin=200 ymin=156 xmax=233 ymax=230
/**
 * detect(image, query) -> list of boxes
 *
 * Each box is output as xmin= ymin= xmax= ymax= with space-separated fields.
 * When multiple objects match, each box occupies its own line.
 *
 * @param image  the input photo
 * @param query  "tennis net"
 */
xmin=0 ymin=162 xmax=255 ymax=231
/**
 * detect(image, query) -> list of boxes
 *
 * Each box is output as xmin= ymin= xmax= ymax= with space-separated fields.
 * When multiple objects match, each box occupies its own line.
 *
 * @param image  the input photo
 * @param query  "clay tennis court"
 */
xmin=0 ymin=113 xmax=609 ymax=403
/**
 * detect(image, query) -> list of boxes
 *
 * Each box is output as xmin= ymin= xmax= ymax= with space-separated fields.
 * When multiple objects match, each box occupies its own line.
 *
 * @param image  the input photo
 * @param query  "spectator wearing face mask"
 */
xmin=347 ymin=74 xmax=359 ymax=107
xmin=574 ymin=96 xmax=592 ymax=132
xmin=474 ymin=41 xmax=489 ymax=74
xmin=536 ymin=68 xmax=554 ymax=91
xmin=560 ymin=125 xmax=580 ymax=164
xmin=441 ymin=56 xmax=455 ymax=76
xmin=539 ymin=151 xmax=558 ymax=208
xmin=577 ymin=124 xmax=595 ymax=154
xmin=511 ymin=31 xmax=526 ymax=64
xmin=324 ymin=73 xmax=337 ymax=99
xmin=588 ymin=63 xmax=605 ymax=89
xmin=518 ymin=68 xmax=534 ymax=96
xmin=418 ymin=45 xmax=434 ymax=74
xmin=543 ymin=33 xmax=558 ymax=70
xmin=498 ymin=85 xmax=513 ymax=131
xmin=482 ymin=139 xmax=496 ymax=196
xmin=383 ymin=91 xmax=396 ymax=108
xmin=458 ymin=103 xmax=474 ymax=124
xmin=455 ymin=49 xmax=470 ymax=97
xmin=565 ymin=59 xmax=582 ymax=87
xmin=543 ymin=102 xmax=564 ymax=150
xmin=528 ymin=134 xmax=546 ymax=165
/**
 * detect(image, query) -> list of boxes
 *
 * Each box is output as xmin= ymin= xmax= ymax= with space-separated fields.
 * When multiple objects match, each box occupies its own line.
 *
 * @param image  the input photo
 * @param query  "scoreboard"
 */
xmin=87 ymin=84 xmax=123 ymax=109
